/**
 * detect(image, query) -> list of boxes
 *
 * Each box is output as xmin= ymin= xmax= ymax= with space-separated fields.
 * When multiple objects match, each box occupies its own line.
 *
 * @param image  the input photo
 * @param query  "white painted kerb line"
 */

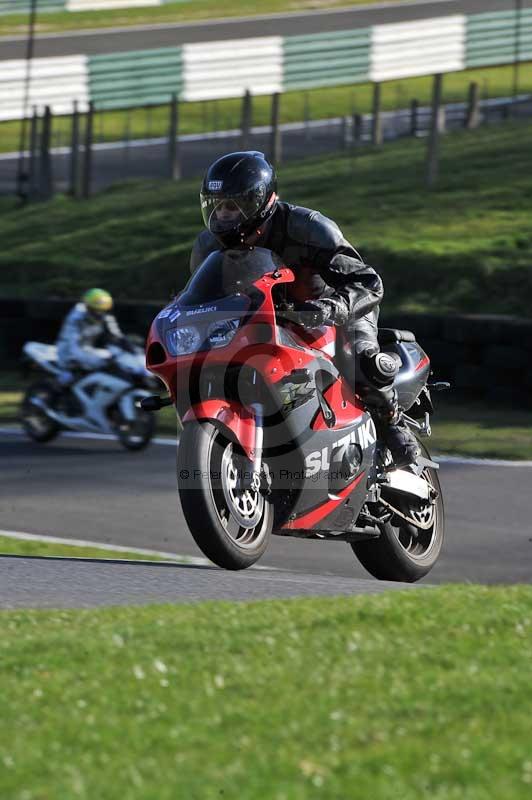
xmin=0 ymin=529 xmax=277 ymax=570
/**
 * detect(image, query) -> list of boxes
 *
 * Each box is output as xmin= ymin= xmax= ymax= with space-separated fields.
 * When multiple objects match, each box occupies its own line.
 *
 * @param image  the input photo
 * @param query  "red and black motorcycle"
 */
xmin=145 ymin=248 xmax=445 ymax=582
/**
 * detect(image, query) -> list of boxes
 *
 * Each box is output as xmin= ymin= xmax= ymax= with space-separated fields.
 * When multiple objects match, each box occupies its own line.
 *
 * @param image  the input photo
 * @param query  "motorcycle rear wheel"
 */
xmin=20 ymin=381 xmax=61 ymax=443
xmin=115 ymin=407 xmax=155 ymax=451
xmin=178 ymin=421 xmax=273 ymax=570
xmin=351 ymin=442 xmax=444 ymax=583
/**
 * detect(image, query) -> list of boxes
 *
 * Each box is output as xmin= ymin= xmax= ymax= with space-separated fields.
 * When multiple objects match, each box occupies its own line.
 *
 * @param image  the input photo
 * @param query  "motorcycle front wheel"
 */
xmin=20 ymin=381 xmax=61 ymax=443
xmin=177 ymin=421 xmax=273 ymax=570
xmin=351 ymin=442 xmax=444 ymax=583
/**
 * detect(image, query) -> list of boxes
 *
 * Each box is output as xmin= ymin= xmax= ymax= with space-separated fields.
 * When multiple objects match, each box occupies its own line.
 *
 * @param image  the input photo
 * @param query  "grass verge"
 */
xmin=1 ymin=62 xmax=531 ymax=154
xmin=149 ymin=397 xmax=532 ymax=461
xmin=0 ymin=534 xmax=173 ymax=561
xmin=427 ymin=397 xmax=532 ymax=462
xmin=0 ymin=0 xmax=409 ymax=37
xmin=1 ymin=123 xmax=532 ymax=315
xmin=1 ymin=586 xmax=532 ymax=798
xmin=2 ymin=375 xmax=531 ymax=459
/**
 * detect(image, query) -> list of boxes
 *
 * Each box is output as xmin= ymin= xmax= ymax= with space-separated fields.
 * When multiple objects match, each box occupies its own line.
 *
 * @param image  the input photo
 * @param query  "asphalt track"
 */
xmin=0 ymin=556 xmax=424 ymax=609
xmin=1 ymin=430 xmax=531 ymax=608
xmin=1 ymin=0 xmax=531 ymax=60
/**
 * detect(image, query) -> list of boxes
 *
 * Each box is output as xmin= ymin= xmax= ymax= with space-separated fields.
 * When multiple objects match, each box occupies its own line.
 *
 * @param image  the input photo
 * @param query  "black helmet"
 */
xmin=200 ymin=151 xmax=278 ymax=247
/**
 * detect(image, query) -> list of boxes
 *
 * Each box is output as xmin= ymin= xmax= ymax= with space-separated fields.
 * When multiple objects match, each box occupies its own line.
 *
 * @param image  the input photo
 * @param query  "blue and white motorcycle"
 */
xmin=21 ymin=341 xmax=158 ymax=450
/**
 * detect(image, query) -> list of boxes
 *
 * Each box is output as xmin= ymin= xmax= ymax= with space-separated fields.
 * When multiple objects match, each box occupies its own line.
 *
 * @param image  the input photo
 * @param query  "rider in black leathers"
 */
xmin=192 ymin=151 xmax=419 ymax=466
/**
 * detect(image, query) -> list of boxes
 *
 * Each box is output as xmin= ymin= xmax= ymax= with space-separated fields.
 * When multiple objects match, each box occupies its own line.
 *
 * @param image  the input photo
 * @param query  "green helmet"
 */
xmin=82 ymin=288 xmax=113 ymax=314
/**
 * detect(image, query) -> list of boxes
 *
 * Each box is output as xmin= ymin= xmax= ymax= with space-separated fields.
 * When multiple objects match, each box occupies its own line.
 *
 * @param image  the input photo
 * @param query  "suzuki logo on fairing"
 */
xmin=186 ymin=306 xmax=217 ymax=316
xmin=304 ymin=418 xmax=377 ymax=477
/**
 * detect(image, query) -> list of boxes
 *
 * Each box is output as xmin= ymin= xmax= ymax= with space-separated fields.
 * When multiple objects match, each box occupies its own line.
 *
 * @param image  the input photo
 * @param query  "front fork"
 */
xmin=249 ymin=402 xmax=263 ymax=479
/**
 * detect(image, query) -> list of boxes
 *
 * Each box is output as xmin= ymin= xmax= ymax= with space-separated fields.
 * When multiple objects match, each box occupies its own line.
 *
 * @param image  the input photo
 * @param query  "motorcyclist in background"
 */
xmin=191 ymin=151 xmax=420 ymax=467
xmin=56 ymin=288 xmax=133 ymax=382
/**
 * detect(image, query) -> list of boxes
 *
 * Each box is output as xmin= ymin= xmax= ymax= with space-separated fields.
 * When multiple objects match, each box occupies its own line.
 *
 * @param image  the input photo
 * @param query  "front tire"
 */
xmin=352 ymin=442 xmax=444 ymax=582
xmin=20 ymin=381 xmax=61 ymax=443
xmin=178 ymin=422 xmax=272 ymax=570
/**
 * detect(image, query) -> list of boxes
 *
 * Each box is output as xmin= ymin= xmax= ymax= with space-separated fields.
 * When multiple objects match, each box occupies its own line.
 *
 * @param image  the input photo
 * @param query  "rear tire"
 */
xmin=114 ymin=394 xmax=155 ymax=451
xmin=115 ymin=409 xmax=155 ymax=451
xmin=20 ymin=381 xmax=61 ymax=443
xmin=178 ymin=422 xmax=272 ymax=570
xmin=351 ymin=442 xmax=444 ymax=582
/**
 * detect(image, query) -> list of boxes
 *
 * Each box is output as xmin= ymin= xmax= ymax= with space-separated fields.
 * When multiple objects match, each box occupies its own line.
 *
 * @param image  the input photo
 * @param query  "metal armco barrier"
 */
xmin=182 ymin=37 xmax=283 ymax=102
xmin=0 ymin=0 xmax=181 ymax=13
xmin=0 ymin=0 xmax=64 ymax=13
xmin=370 ymin=15 xmax=465 ymax=82
xmin=466 ymin=9 xmax=532 ymax=67
xmin=89 ymin=48 xmax=183 ymax=110
xmin=0 ymin=55 xmax=88 ymax=121
xmin=283 ymin=29 xmax=370 ymax=90
xmin=1 ymin=9 xmax=531 ymax=120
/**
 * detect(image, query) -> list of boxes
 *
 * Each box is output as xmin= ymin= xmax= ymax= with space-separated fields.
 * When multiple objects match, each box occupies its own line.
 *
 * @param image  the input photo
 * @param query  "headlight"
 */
xmin=165 ymin=326 xmax=202 ymax=356
xmin=207 ymin=319 xmax=240 ymax=349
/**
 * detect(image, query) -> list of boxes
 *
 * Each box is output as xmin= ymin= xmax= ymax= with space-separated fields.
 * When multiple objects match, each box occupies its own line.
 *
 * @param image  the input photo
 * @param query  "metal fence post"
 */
xmin=304 ymin=93 xmax=311 ymax=142
xmin=353 ymin=112 xmax=363 ymax=145
xmin=168 ymin=93 xmax=181 ymax=180
xmin=145 ymin=104 xmax=153 ymax=139
xmin=426 ymin=74 xmax=443 ymax=189
xmin=82 ymin=101 xmax=94 ymax=200
xmin=28 ymin=106 xmax=39 ymax=198
xmin=123 ymin=110 xmax=132 ymax=173
xmin=39 ymin=105 xmax=54 ymax=200
xmin=410 ymin=99 xmax=419 ymax=137
xmin=69 ymin=100 xmax=80 ymax=197
xmin=270 ymin=92 xmax=282 ymax=166
xmin=341 ymin=115 xmax=352 ymax=149
xmin=465 ymin=82 xmax=480 ymax=129
xmin=371 ymin=82 xmax=383 ymax=146
xmin=240 ymin=90 xmax=252 ymax=150
xmin=513 ymin=0 xmax=523 ymax=100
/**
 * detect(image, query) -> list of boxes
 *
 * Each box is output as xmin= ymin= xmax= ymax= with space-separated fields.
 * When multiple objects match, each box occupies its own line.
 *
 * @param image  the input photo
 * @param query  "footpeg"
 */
xmin=139 ymin=395 xmax=173 ymax=412
xmin=428 ymin=381 xmax=451 ymax=391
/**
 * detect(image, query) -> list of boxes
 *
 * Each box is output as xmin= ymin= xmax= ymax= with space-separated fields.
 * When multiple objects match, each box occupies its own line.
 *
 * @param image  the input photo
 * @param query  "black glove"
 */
xmin=291 ymin=300 xmax=334 ymax=329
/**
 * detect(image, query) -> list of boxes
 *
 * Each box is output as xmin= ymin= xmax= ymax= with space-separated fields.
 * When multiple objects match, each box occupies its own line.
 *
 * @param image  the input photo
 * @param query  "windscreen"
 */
xmin=179 ymin=248 xmax=283 ymax=306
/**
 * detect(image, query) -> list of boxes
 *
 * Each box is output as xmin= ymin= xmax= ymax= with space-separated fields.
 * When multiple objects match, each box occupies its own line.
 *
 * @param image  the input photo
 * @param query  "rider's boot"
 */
xmin=373 ymin=388 xmax=420 ymax=468
xmin=356 ymin=351 xmax=420 ymax=468
xmin=346 ymin=349 xmax=420 ymax=468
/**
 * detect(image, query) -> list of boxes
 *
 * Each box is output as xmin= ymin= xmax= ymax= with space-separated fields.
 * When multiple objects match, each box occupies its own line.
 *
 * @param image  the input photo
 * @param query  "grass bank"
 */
xmin=1 ymin=62 xmax=530 ymax=155
xmin=1 ymin=123 xmax=532 ymax=315
xmin=1 ymin=586 xmax=532 ymax=798
xmin=0 ymin=0 xmax=408 ymax=37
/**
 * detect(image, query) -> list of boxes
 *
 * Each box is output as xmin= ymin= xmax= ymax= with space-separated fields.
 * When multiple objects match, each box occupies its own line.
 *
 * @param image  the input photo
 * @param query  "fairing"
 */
xmin=146 ymin=248 xmax=378 ymax=532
